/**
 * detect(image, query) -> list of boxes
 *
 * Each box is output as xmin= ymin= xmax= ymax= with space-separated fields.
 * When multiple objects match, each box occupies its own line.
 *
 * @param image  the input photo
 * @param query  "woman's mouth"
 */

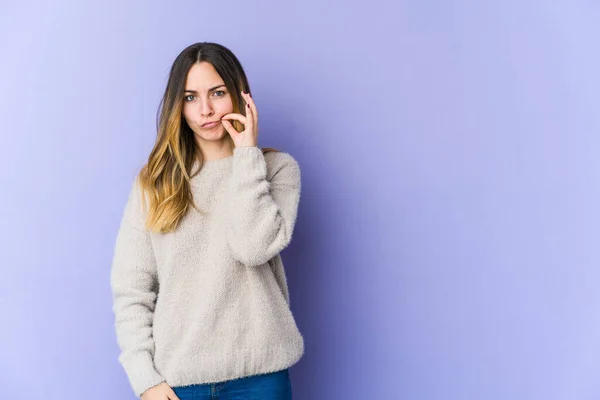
xmin=202 ymin=121 xmax=220 ymax=128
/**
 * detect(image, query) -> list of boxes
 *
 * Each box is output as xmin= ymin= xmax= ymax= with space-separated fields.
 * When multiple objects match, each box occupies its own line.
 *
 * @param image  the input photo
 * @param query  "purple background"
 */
xmin=2 ymin=1 xmax=600 ymax=399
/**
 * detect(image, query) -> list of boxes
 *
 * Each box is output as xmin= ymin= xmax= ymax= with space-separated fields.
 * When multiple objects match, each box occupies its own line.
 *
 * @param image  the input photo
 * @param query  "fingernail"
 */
xmin=247 ymin=104 xmax=250 ymax=108
xmin=242 ymin=91 xmax=247 ymax=94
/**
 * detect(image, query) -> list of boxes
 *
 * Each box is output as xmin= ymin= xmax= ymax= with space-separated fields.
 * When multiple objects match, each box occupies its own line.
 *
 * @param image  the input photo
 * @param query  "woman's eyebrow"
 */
xmin=184 ymin=84 xmax=226 ymax=93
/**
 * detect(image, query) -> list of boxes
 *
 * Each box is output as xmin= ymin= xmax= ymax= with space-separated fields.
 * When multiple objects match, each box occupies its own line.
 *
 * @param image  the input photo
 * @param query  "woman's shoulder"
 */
xmin=263 ymin=149 xmax=298 ymax=166
xmin=263 ymin=149 xmax=299 ymax=168
xmin=262 ymin=149 xmax=301 ymax=183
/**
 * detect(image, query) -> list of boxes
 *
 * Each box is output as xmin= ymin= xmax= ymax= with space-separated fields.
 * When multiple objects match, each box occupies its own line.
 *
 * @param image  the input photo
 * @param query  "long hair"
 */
xmin=137 ymin=42 xmax=277 ymax=233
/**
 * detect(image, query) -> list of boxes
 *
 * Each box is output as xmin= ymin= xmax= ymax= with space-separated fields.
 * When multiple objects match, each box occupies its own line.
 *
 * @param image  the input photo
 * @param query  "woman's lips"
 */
xmin=202 ymin=121 xmax=220 ymax=128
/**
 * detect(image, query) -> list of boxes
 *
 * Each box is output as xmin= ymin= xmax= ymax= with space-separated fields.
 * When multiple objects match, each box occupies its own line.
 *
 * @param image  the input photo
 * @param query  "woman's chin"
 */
xmin=195 ymin=130 xmax=227 ymax=141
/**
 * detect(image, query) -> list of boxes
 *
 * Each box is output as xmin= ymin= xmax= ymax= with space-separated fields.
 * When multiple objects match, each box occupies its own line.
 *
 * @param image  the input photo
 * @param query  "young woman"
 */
xmin=110 ymin=42 xmax=304 ymax=400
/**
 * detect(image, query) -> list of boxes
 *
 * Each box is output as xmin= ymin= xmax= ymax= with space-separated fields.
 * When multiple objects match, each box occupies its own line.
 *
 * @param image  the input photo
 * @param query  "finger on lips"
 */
xmin=219 ymin=91 xmax=257 ymax=138
xmin=221 ymin=113 xmax=247 ymax=124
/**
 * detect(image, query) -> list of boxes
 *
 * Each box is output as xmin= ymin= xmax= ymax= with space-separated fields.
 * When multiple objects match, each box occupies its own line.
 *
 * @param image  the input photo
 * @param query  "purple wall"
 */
xmin=2 ymin=1 xmax=600 ymax=399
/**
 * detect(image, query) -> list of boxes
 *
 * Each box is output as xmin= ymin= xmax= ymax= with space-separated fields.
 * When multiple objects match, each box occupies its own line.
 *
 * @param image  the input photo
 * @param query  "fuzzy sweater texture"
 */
xmin=110 ymin=146 xmax=304 ymax=397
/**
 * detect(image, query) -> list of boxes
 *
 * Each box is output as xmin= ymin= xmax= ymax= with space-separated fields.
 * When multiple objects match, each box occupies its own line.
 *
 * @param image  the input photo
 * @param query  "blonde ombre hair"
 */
xmin=137 ymin=42 xmax=277 ymax=233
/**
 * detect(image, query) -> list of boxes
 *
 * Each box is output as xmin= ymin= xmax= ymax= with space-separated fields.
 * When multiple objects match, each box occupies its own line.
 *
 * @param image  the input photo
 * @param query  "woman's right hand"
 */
xmin=140 ymin=382 xmax=180 ymax=400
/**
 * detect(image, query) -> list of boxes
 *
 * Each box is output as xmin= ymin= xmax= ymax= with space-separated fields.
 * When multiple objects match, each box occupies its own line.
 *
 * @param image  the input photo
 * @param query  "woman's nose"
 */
xmin=199 ymin=99 xmax=213 ymax=116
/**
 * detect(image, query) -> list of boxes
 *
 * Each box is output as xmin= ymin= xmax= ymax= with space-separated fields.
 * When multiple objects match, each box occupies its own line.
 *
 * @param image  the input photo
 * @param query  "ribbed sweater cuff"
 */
xmin=121 ymin=351 xmax=166 ymax=397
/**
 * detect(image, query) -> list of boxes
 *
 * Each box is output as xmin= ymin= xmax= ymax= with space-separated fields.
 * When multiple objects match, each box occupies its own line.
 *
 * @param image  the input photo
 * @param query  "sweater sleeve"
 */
xmin=224 ymin=146 xmax=301 ymax=267
xmin=110 ymin=178 xmax=166 ymax=397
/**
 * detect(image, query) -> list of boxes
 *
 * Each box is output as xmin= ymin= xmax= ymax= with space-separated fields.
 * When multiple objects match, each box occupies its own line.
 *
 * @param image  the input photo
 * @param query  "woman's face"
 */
xmin=182 ymin=61 xmax=234 ymax=144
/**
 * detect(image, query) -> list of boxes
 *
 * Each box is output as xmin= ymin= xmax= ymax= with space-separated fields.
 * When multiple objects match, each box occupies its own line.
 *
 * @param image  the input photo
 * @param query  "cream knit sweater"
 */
xmin=110 ymin=146 xmax=304 ymax=397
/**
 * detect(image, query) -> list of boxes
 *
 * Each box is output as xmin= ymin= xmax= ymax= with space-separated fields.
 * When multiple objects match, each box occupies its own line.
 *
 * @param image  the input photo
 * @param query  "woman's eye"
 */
xmin=213 ymin=90 xmax=225 ymax=97
xmin=184 ymin=95 xmax=195 ymax=102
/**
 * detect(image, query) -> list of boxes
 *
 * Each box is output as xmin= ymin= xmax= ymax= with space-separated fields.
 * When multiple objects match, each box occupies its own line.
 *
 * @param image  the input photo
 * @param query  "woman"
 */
xmin=110 ymin=42 xmax=304 ymax=400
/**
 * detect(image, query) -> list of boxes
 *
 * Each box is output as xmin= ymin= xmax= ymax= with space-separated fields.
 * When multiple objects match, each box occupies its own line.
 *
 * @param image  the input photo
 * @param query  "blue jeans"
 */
xmin=171 ymin=369 xmax=292 ymax=400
